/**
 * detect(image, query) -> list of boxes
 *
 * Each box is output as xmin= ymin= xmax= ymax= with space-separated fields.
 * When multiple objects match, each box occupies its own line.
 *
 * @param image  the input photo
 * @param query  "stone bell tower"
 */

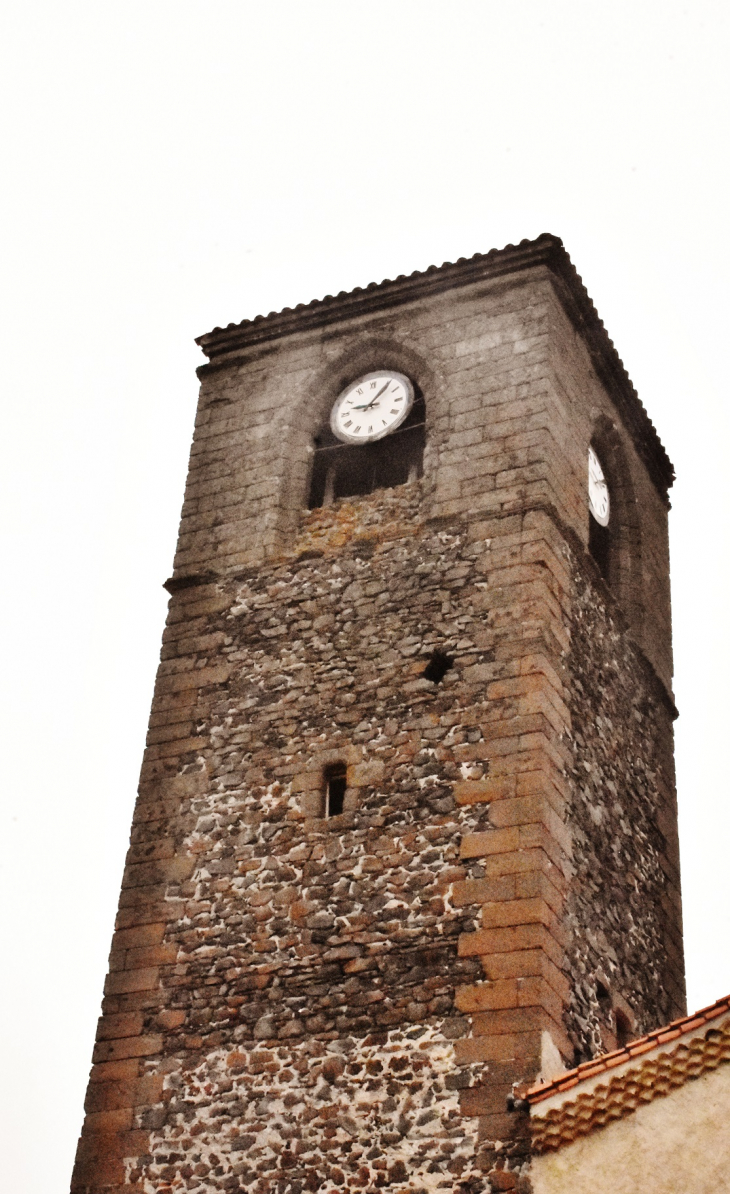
xmin=72 ymin=235 xmax=684 ymax=1194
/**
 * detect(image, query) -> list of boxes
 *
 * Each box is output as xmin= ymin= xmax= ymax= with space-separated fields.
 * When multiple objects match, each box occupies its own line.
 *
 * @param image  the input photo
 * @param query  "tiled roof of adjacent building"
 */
xmin=527 ymin=994 xmax=730 ymax=1153
xmin=195 ymin=234 xmax=674 ymax=497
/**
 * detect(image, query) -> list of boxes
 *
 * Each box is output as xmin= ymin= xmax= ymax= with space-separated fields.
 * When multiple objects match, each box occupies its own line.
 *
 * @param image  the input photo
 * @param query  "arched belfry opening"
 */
xmin=307 ymin=373 xmax=425 ymax=509
xmin=587 ymin=424 xmax=643 ymax=636
xmin=588 ymin=443 xmax=611 ymax=583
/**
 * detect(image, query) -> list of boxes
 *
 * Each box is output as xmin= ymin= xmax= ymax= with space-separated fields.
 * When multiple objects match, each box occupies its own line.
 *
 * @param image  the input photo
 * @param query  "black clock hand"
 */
xmin=353 ymin=381 xmax=392 ymax=411
xmin=370 ymin=381 xmax=391 ymax=405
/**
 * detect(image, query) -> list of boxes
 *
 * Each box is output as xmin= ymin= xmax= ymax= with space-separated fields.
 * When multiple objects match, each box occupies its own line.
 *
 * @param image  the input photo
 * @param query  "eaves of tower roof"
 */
xmin=195 ymin=233 xmax=674 ymax=498
xmin=526 ymin=994 xmax=730 ymax=1153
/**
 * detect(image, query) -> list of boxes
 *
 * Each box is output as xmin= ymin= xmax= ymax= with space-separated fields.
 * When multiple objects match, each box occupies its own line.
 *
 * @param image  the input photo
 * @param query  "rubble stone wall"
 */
xmin=72 ymin=490 xmax=577 ymax=1193
xmin=71 ymin=246 xmax=681 ymax=1194
xmin=561 ymin=552 xmax=684 ymax=1064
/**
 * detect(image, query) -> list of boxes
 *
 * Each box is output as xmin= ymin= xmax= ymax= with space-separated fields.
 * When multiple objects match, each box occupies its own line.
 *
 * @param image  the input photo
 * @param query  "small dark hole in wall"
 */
xmin=596 ymin=980 xmax=611 ymax=1007
xmin=423 ymin=650 xmax=454 ymax=684
xmin=325 ymin=763 xmax=347 ymax=817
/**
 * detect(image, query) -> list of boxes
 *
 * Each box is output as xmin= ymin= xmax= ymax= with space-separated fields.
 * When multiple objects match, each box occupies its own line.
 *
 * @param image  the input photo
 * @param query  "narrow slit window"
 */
xmin=589 ymin=516 xmax=610 ymax=581
xmin=324 ymin=763 xmax=347 ymax=818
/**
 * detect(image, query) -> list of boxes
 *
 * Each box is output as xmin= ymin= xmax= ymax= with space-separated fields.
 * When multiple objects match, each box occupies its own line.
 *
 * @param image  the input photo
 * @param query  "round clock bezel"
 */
xmin=588 ymin=445 xmax=610 ymax=527
xmin=330 ymin=370 xmax=415 ymax=445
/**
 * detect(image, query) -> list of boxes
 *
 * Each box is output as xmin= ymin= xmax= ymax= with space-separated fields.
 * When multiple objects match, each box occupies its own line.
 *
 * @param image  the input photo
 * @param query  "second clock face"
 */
xmin=588 ymin=446 xmax=610 ymax=527
xmin=330 ymin=371 xmax=414 ymax=444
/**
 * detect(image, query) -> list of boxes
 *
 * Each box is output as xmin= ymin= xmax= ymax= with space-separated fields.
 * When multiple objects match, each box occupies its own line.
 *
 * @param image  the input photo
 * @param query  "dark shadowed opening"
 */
xmin=325 ymin=763 xmax=347 ymax=817
xmin=308 ymin=389 xmax=426 ymax=509
xmin=423 ymin=650 xmax=454 ymax=684
xmin=589 ymin=514 xmax=610 ymax=583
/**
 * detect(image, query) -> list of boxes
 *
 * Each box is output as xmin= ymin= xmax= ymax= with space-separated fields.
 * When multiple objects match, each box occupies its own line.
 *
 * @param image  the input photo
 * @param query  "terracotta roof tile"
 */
xmin=528 ymin=993 xmax=730 ymax=1107
xmin=527 ymin=994 xmax=730 ymax=1154
xmin=625 ymin=1038 xmax=658 ymax=1058
xmin=655 ymin=1028 xmax=682 ymax=1044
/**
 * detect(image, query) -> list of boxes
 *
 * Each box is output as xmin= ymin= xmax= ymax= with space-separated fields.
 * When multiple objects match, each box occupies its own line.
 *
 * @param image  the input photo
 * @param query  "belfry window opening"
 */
xmin=308 ymin=379 xmax=426 ymax=509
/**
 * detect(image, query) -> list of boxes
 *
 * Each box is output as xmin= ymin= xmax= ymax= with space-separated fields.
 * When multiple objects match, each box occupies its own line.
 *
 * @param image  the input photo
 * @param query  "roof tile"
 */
xmin=527 ymin=995 xmax=730 ymax=1154
xmin=528 ymin=993 xmax=730 ymax=1107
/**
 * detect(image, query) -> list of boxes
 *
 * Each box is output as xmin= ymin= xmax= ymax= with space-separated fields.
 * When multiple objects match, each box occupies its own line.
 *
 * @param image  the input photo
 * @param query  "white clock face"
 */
xmin=588 ymin=446 xmax=610 ymax=527
xmin=330 ymin=371 xmax=414 ymax=444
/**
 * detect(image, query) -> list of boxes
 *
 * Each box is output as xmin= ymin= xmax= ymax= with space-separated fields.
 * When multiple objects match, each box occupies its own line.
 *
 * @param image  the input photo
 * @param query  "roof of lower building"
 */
xmin=527 ymin=994 xmax=730 ymax=1153
xmin=195 ymin=234 xmax=674 ymax=497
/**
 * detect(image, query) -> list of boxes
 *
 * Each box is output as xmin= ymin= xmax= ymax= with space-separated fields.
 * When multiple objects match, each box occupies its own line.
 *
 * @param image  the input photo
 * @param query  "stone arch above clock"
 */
xmin=282 ymin=335 xmax=442 ymax=519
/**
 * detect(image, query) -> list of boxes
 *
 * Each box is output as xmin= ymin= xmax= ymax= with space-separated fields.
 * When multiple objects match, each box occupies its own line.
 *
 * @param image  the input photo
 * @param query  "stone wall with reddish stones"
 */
xmin=561 ymin=553 xmax=684 ymax=1064
xmin=71 ymin=239 xmax=681 ymax=1194
xmin=71 ymin=491 xmax=683 ymax=1194
xmin=135 ymin=1029 xmax=487 ymax=1193
xmin=73 ymin=488 xmax=580 ymax=1194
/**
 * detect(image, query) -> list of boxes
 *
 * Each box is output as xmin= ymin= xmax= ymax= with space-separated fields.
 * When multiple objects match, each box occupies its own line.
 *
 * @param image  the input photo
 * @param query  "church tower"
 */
xmin=72 ymin=235 xmax=683 ymax=1194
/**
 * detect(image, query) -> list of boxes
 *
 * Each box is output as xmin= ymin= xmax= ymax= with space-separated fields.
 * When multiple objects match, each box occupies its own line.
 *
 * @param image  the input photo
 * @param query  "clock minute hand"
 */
xmin=353 ymin=381 xmax=391 ymax=410
xmin=370 ymin=380 xmax=391 ymax=405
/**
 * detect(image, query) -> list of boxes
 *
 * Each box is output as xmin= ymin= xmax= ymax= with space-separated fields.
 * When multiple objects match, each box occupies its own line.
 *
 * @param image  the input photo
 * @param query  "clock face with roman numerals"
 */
xmin=330 ymin=371 xmax=414 ymax=444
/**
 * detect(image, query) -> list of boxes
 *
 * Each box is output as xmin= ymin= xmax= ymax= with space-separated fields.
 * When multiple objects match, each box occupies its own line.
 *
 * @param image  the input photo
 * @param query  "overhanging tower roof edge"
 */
xmin=195 ymin=233 xmax=674 ymax=499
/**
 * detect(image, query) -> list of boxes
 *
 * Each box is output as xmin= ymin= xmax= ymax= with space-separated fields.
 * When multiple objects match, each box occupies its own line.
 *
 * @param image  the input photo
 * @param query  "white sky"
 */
xmin=1 ymin=3 xmax=728 ymax=1190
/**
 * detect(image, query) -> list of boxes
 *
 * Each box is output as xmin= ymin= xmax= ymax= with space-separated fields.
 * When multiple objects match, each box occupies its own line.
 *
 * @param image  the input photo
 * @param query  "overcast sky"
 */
xmin=1 ymin=3 xmax=729 ymax=1190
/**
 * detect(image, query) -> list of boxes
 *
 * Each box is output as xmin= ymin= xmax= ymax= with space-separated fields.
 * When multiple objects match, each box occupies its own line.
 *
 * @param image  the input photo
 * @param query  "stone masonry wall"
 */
xmin=173 ymin=269 xmax=572 ymax=579
xmin=546 ymin=296 xmax=673 ymax=690
xmin=561 ymin=552 xmax=683 ymax=1062
xmin=72 ymin=489 xmax=579 ymax=1194
xmin=71 ymin=241 xmax=681 ymax=1194
xmin=173 ymin=259 xmax=673 ymax=697
xmin=71 ymin=497 xmax=683 ymax=1194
